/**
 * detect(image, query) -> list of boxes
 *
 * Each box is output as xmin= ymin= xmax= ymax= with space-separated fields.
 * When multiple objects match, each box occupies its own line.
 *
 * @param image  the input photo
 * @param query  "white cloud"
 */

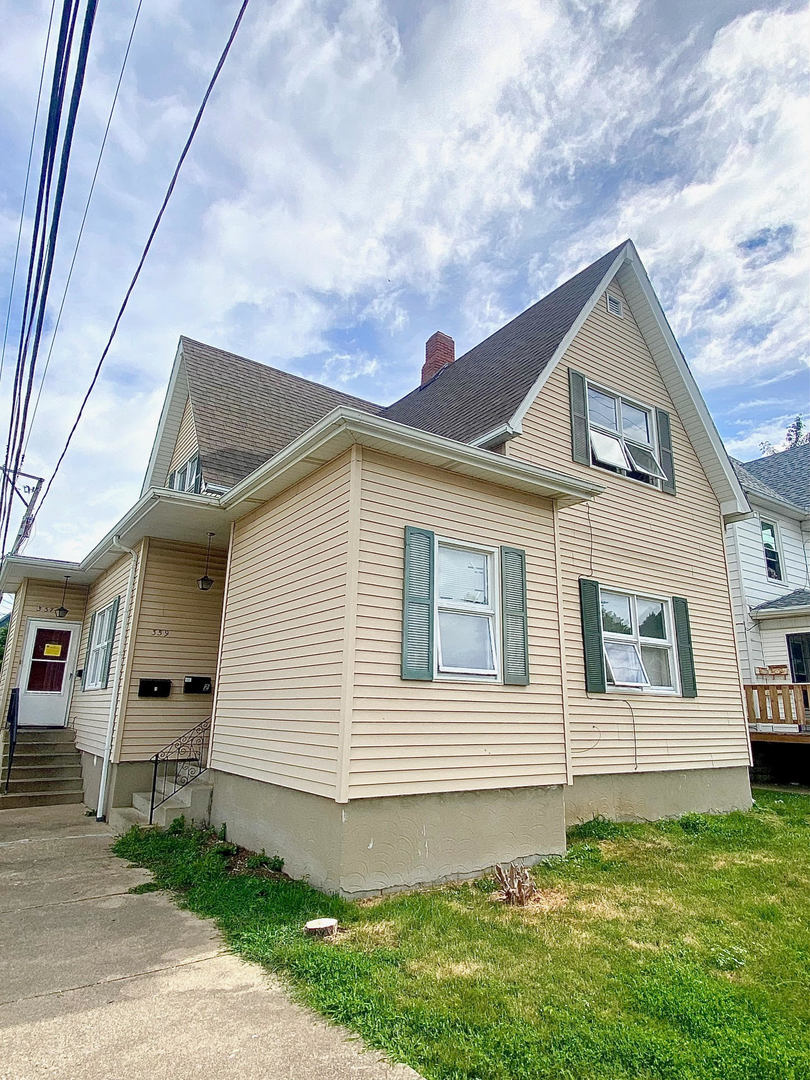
xmin=0 ymin=0 xmax=807 ymax=563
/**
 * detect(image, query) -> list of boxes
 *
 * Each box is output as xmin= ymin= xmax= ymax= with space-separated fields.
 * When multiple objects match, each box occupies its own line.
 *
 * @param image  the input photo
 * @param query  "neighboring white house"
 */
xmin=726 ymin=444 xmax=810 ymax=685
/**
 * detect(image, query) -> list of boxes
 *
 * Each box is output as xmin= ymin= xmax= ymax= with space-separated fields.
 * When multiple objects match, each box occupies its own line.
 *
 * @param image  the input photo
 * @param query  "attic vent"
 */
xmin=607 ymin=294 xmax=623 ymax=318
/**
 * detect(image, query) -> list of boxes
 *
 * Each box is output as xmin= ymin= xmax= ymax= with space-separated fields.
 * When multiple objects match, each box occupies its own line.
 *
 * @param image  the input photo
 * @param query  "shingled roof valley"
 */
xmin=180 ymin=337 xmax=381 ymax=491
xmin=179 ymin=242 xmax=629 ymax=491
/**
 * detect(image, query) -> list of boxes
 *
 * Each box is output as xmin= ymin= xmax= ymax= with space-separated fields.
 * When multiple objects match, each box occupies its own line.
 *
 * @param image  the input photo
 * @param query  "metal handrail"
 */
xmin=3 ymin=689 xmax=20 ymax=793
xmin=149 ymin=716 xmax=211 ymax=824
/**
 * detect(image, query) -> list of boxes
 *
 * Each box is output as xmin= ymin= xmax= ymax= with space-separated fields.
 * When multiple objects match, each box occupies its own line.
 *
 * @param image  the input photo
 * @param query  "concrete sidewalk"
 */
xmin=0 ymin=804 xmax=419 ymax=1080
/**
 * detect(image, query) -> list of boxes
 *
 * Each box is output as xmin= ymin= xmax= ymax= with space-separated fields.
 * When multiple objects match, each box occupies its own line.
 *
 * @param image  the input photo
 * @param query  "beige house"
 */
xmin=0 ymin=240 xmax=753 ymax=894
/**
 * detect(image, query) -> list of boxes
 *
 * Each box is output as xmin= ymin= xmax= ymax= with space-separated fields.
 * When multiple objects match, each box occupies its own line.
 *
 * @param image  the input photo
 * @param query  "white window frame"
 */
xmin=84 ymin=601 xmax=117 ymax=691
xmin=585 ymin=379 xmax=665 ymax=487
xmin=168 ymin=454 xmax=201 ymax=494
xmin=434 ymin=537 xmax=501 ymax=680
xmin=600 ymin=587 xmax=680 ymax=695
xmin=759 ymin=517 xmax=785 ymax=584
xmin=606 ymin=293 xmax=623 ymax=318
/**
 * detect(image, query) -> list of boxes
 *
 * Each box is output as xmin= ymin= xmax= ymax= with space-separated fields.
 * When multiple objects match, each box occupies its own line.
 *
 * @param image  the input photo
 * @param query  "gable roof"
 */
xmin=381 ymin=241 xmax=628 ymax=443
xmin=741 ymin=444 xmax=810 ymax=511
xmin=385 ymin=238 xmax=748 ymax=521
xmin=731 ymin=458 xmax=808 ymax=516
xmin=142 ymin=338 xmax=381 ymax=494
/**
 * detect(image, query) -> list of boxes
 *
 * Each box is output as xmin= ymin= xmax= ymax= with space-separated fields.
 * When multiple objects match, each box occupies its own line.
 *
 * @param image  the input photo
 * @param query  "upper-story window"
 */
xmin=586 ymin=383 xmax=667 ymax=486
xmin=760 ymin=519 xmax=784 ymax=582
xmin=168 ymin=454 xmax=201 ymax=494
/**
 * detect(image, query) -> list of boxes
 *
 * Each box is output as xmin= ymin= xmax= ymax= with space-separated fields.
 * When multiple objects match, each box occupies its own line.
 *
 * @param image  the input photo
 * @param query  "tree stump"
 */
xmin=304 ymin=917 xmax=338 ymax=938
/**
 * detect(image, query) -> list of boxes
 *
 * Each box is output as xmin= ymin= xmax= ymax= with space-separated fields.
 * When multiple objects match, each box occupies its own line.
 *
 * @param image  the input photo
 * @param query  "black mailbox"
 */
xmin=184 ymin=676 xmax=212 ymax=695
xmin=138 ymin=678 xmax=171 ymax=698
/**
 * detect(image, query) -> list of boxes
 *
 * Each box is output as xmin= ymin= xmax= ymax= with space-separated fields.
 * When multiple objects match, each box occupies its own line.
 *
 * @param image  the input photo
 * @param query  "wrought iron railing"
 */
xmin=149 ymin=716 xmax=211 ymax=824
xmin=3 ymin=688 xmax=19 ymax=793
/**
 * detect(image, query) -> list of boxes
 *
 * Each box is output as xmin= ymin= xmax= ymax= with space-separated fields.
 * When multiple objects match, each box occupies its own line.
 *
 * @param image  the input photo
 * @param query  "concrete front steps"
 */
xmin=109 ymin=773 xmax=212 ymax=832
xmin=0 ymin=727 xmax=84 ymax=810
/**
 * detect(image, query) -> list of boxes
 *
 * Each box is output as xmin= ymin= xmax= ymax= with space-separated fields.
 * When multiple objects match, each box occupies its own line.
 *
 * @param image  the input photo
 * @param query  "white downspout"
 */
xmin=96 ymin=537 xmax=138 ymax=822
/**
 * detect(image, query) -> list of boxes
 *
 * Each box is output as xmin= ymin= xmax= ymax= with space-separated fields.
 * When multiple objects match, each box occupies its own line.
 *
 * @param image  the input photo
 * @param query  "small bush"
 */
xmin=245 ymin=850 xmax=284 ymax=873
xmin=568 ymin=815 xmax=628 ymax=842
xmin=167 ymin=815 xmax=187 ymax=835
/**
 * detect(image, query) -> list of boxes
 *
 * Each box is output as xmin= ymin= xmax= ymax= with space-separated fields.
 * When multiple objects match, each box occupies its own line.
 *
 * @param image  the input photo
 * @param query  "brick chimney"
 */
xmin=421 ymin=331 xmax=455 ymax=386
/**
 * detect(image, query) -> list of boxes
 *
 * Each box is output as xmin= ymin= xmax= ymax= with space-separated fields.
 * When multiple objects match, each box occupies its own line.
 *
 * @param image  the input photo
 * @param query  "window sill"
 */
xmin=603 ymin=686 xmax=680 ymax=697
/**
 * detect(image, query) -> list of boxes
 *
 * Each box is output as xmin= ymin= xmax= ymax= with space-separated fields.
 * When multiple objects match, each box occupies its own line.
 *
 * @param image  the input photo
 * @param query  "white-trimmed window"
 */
xmin=168 ymin=454 xmax=201 ymax=494
xmin=84 ymin=601 xmax=118 ymax=690
xmin=586 ymin=382 xmax=666 ymax=486
xmin=760 ymin=519 xmax=784 ymax=582
xmin=600 ymin=588 xmax=677 ymax=692
xmin=435 ymin=540 xmax=499 ymax=677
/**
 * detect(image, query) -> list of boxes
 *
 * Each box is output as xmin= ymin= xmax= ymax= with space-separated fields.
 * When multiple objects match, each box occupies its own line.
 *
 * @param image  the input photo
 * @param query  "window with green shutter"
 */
xmin=580 ymin=580 xmax=696 ymax=696
xmin=401 ymin=530 xmax=530 ymax=684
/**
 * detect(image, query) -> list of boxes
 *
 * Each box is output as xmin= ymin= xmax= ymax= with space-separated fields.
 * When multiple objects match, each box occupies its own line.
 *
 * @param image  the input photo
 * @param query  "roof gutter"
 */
xmin=470 ymin=421 xmax=522 ymax=449
xmin=750 ymin=604 xmax=810 ymax=622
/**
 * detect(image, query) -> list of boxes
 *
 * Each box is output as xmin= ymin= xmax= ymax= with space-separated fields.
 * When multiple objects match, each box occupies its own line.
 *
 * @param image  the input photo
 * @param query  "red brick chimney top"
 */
xmin=421 ymin=331 xmax=455 ymax=386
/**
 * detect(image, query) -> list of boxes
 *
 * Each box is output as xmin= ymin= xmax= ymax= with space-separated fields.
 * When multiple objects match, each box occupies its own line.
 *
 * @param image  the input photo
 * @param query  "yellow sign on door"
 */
xmin=43 ymin=644 xmax=63 ymax=658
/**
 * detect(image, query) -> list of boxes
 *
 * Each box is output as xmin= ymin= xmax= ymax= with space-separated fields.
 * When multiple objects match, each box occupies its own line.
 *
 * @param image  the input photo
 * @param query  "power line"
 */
xmin=0 ymin=0 xmax=58 ymax=388
xmin=30 ymin=0 xmax=251 ymax=532
xmin=0 ymin=0 xmax=79 ymax=550
xmin=1 ymin=0 xmax=97 ymax=555
xmin=23 ymin=0 xmax=144 ymax=457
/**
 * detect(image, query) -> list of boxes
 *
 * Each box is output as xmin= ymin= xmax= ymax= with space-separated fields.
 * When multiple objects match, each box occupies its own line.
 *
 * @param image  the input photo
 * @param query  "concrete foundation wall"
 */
xmin=564 ymin=766 xmax=752 ymax=826
xmin=80 ymin=753 xmax=154 ymax=812
xmin=209 ymin=770 xmax=566 ymax=896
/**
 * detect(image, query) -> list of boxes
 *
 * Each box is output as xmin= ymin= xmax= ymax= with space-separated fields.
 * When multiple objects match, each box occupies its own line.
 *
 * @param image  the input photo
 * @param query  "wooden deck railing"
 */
xmin=744 ymin=683 xmax=808 ymax=727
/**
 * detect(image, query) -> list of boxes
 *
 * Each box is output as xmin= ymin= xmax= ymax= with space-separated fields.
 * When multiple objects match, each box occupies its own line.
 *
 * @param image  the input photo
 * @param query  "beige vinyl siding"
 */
xmin=0 ymin=579 xmax=88 ymax=721
xmin=210 ymin=453 xmax=353 ymax=798
xmin=71 ymin=552 xmax=139 ymax=757
xmin=507 ymin=280 xmax=750 ymax=775
xmin=167 ymin=397 xmax=197 ymax=478
xmin=116 ymin=538 xmax=226 ymax=761
xmin=348 ymin=449 xmax=566 ymax=800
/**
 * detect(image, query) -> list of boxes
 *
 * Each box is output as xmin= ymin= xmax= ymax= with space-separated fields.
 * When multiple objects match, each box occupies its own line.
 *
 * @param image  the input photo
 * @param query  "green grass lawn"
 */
xmin=113 ymin=788 xmax=810 ymax=1080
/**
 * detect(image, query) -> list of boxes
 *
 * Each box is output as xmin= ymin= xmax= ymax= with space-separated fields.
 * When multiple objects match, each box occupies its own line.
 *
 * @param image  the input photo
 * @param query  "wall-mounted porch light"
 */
xmin=197 ymin=532 xmax=215 ymax=591
xmin=55 ymin=576 xmax=70 ymax=618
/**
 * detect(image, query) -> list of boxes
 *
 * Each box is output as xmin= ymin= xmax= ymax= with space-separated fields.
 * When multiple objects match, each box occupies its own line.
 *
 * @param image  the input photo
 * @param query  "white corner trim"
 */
xmin=140 ymin=340 xmax=188 ymax=496
xmin=510 ymin=243 xmax=631 ymax=430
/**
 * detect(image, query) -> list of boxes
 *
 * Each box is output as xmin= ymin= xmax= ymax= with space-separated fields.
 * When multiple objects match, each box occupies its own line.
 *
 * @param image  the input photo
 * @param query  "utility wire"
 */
xmin=0 ymin=0 xmax=78 ymax=548
xmin=23 ymin=0 xmax=144 ymax=458
xmin=30 ymin=0 xmax=251 ymax=530
xmin=0 ymin=0 xmax=58 ymax=387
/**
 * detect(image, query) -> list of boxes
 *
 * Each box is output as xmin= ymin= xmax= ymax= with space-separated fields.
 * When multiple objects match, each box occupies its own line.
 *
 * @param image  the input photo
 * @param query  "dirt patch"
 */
xmin=490 ymin=887 xmax=568 ymax=913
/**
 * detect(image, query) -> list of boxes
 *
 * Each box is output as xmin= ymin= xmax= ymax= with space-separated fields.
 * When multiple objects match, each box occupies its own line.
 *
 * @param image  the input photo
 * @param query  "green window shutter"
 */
xmin=672 ymin=596 xmax=697 ymax=698
xmin=81 ymin=612 xmax=96 ymax=690
xmin=500 ymin=547 xmax=530 ymax=685
xmin=579 ymin=578 xmax=606 ymax=693
xmin=655 ymin=409 xmax=676 ymax=495
xmin=402 ymin=527 xmax=434 ymax=680
xmin=100 ymin=596 xmax=121 ymax=690
xmin=569 ymin=368 xmax=590 ymax=465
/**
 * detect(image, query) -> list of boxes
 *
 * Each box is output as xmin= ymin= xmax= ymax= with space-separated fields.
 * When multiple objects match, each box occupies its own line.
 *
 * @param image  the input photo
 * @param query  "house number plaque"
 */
xmin=151 ymin=629 xmax=170 ymax=637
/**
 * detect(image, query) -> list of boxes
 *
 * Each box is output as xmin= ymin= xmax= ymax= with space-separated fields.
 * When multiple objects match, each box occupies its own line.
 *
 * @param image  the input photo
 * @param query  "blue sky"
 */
xmin=0 ymin=0 xmax=808 ymax=561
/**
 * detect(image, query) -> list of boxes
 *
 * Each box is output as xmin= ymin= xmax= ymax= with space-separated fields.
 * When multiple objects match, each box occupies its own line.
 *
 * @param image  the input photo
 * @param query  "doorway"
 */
xmin=17 ymin=619 xmax=82 ymax=728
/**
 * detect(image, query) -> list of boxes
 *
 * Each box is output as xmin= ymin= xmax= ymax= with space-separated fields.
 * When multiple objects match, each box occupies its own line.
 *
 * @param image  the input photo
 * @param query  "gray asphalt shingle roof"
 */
xmin=741 ymin=444 xmax=810 ymax=510
xmin=181 ymin=337 xmax=380 ymax=491
xmin=752 ymin=588 xmax=810 ymax=614
xmin=380 ymin=241 xmax=628 ymax=442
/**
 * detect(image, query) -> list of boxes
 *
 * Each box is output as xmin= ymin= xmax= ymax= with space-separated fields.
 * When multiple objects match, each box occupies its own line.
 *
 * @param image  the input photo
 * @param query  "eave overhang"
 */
xmin=221 ymin=406 xmax=603 ymax=514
